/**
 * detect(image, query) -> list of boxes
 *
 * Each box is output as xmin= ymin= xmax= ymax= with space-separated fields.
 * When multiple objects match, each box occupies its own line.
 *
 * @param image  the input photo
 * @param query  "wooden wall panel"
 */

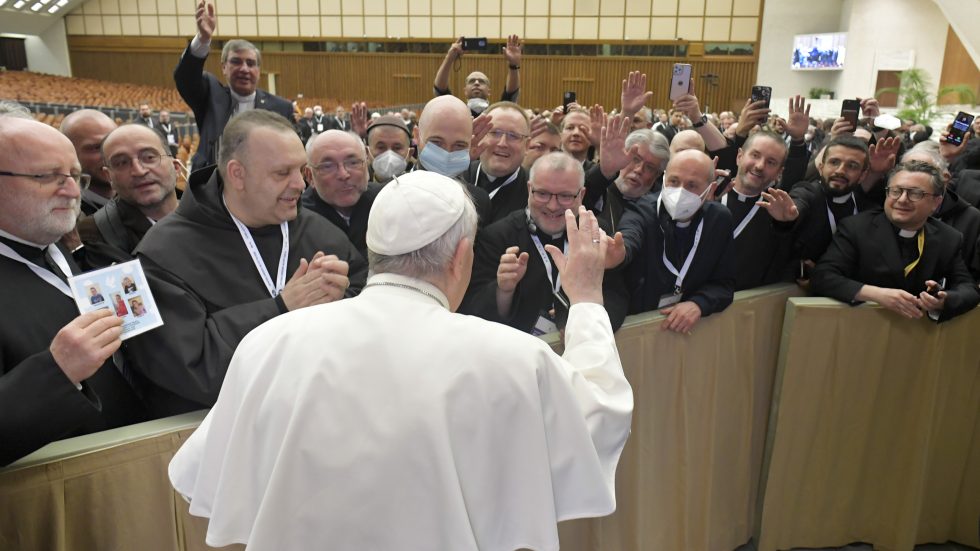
xmin=938 ymin=25 xmax=980 ymax=105
xmin=69 ymin=44 xmax=758 ymax=113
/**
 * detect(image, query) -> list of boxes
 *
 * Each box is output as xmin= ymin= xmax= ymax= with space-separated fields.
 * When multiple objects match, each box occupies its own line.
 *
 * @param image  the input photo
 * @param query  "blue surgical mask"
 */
xmin=419 ymin=141 xmax=470 ymax=178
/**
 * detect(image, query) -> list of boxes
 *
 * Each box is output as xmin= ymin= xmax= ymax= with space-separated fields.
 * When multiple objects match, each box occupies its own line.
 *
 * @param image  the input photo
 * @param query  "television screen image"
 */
xmin=792 ymin=33 xmax=847 ymax=70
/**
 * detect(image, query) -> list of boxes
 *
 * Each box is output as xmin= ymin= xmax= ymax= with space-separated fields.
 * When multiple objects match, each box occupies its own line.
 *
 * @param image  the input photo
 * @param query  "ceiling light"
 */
xmin=40 ymin=0 xmax=51 ymax=4
xmin=13 ymin=0 xmax=26 ymax=8
xmin=31 ymin=2 xmax=43 ymax=10
xmin=57 ymin=0 xmax=68 ymax=5
xmin=0 ymin=0 xmax=8 ymax=7
xmin=48 ymin=4 xmax=59 ymax=12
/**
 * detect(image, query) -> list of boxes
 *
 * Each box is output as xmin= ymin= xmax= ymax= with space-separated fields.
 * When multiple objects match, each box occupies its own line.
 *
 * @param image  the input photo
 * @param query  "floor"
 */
xmin=734 ymin=540 xmax=979 ymax=551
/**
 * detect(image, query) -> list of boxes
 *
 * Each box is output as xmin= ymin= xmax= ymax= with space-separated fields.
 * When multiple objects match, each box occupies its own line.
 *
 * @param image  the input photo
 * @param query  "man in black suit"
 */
xmin=0 ymin=117 xmax=144 ymax=466
xmin=611 ymin=149 xmax=736 ymax=333
xmin=174 ymin=0 xmax=294 ymax=170
xmin=157 ymin=110 xmax=181 ymax=156
xmin=461 ymin=101 xmax=532 ymax=225
xmin=136 ymin=103 xmax=156 ymax=129
xmin=461 ymin=151 xmax=628 ymax=335
xmin=327 ymin=105 xmax=350 ymax=131
xmin=812 ymin=161 xmax=979 ymax=321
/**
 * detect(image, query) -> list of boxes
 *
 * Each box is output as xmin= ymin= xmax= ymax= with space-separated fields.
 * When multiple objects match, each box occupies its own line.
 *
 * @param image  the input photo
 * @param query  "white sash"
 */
xmin=224 ymin=198 xmax=289 ymax=297
xmin=0 ymin=241 xmax=73 ymax=298
xmin=721 ymin=191 xmax=762 ymax=238
xmin=661 ymin=219 xmax=705 ymax=293
xmin=530 ymin=233 xmax=569 ymax=308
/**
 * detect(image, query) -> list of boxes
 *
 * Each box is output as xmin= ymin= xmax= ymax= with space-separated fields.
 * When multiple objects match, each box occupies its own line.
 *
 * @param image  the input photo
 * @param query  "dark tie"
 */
xmin=0 ymin=236 xmax=70 ymax=283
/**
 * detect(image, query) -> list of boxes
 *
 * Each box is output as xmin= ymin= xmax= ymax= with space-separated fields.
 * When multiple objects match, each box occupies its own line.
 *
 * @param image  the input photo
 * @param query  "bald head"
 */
xmin=669 ymin=130 xmax=706 ymax=155
xmin=416 ymin=96 xmax=473 ymax=154
xmin=664 ymin=149 xmax=715 ymax=195
xmin=60 ymin=109 xmax=117 ymax=191
xmin=307 ymin=129 xmax=364 ymax=162
xmin=0 ymin=117 xmax=82 ymax=244
xmin=464 ymin=71 xmax=490 ymax=100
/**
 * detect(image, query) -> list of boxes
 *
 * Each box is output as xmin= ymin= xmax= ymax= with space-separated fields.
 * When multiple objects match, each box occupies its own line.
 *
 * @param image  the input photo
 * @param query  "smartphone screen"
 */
xmin=751 ymin=86 xmax=772 ymax=108
xmin=947 ymin=111 xmax=975 ymax=145
xmin=841 ymin=99 xmax=860 ymax=129
xmin=669 ymin=64 xmax=693 ymax=101
xmin=563 ymin=91 xmax=576 ymax=113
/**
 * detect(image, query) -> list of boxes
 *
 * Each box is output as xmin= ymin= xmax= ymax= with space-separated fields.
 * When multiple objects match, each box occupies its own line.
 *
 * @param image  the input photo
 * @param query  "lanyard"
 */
xmin=661 ymin=219 xmax=704 ymax=293
xmin=904 ymin=229 xmax=925 ymax=277
xmin=0 ymin=241 xmax=73 ymax=298
xmin=223 ymin=197 xmax=290 ymax=297
xmin=529 ymin=233 xmax=569 ymax=308
xmin=826 ymin=192 xmax=857 ymax=234
xmin=721 ymin=191 xmax=762 ymax=238
xmin=478 ymin=163 xmax=521 ymax=200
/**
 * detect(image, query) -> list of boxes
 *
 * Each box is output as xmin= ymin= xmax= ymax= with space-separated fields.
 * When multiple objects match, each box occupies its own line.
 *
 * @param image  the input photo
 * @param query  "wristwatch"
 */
xmin=509 ymin=64 xmax=520 ymax=70
xmin=692 ymin=114 xmax=708 ymax=128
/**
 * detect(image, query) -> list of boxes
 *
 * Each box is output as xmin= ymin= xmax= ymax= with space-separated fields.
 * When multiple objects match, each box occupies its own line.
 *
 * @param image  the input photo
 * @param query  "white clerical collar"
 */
xmin=898 ymin=228 xmax=918 ymax=238
xmin=230 ymin=89 xmax=256 ymax=104
xmin=364 ymin=272 xmax=450 ymax=310
xmin=732 ymin=187 xmax=760 ymax=202
xmin=0 ymin=227 xmax=47 ymax=249
xmin=831 ymin=193 xmax=853 ymax=204
xmin=675 ymin=220 xmax=692 ymax=228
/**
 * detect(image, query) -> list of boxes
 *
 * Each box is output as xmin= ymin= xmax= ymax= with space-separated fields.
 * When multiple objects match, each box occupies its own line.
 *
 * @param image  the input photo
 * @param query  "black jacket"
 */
xmin=301 ymin=182 xmax=383 ymax=259
xmin=811 ymin=210 xmax=980 ymax=322
xmin=790 ymin=180 xmax=875 ymax=264
xmin=461 ymin=161 xmax=529 ymax=225
xmin=618 ymin=195 xmax=736 ymax=315
xmin=935 ymin=189 xmax=980 ymax=278
xmin=173 ymin=42 xmax=294 ymax=169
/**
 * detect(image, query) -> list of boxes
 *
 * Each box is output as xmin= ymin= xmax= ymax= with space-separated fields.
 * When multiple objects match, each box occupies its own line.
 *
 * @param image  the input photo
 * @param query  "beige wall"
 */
xmin=65 ymin=0 xmax=762 ymax=41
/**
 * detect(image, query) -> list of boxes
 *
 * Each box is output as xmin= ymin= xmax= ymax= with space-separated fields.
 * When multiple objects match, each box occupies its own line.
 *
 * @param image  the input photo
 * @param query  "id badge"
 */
xmin=317 ymin=123 xmax=324 ymax=132
xmin=532 ymin=315 xmax=559 ymax=336
xmin=657 ymin=292 xmax=681 ymax=309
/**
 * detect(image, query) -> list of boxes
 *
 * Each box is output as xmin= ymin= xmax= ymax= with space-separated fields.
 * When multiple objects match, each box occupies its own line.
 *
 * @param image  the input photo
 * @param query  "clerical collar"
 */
xmin=0 ymin=227 xmax=46 ymax=249
xmin=675 ymin=219 xmax=692 ymax=228
xmin=732 ymin=188 xmax=760 ymax=202
xmin=364 ymin=272 xmax=450 ymax=310
xmin=230 ymin=89 xmax=256 ymax=104
xmin=898 ymin=228 xmax=918 ymax=238
xmin=831 ymin=193 xmax=853 ymax=204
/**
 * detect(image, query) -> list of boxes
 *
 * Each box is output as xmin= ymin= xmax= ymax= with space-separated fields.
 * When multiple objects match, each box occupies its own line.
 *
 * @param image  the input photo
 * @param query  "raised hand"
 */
xmin=672 ymin=77 xmax=702 ymax=122
xmin=350 ymin=102 xmax=369 ymax=139
xmin=858 ymin=97 xmax=881 ymax=119
xmin=503 ymin=34 xmax=522 ymax=66
xmin=736 ymin=98 xmax=771 ymax=138
xmin=195 ymin=0 xmax=216 ymax=42
xmin=599 ymin=113 xmax=633 ymax=179
xmin=939 ymin=123 xmax=971 ymax=161
xmin=757 ymin=188 xmax=799 ymax=221
xmin=497 ymin=246 xmax=529 ymax=293
xmin=588 ymin=104 xmax=605 ymax=147
xmin=621 ymin=71 xmax=652 ymax=117
xmin=785 ymin=95 xmax=811 ymax=142
xmin=469 ymin=112 xmax=494 ymax=160
xmin=868 ymin=136 xmax=900 ymax=173
xmin=544 ymin=206 xmax=606 ymax=305
xmin=829 ymin=116 xmax=854 ymax=137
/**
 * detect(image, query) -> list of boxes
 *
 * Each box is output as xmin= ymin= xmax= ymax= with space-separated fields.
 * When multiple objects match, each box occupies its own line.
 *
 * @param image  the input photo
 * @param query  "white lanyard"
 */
xmin=223 ymin=197 xmax=289 ymax=297
xmin=478 ymin=163 xmax=521 ymax=200
xmin=660 ymin=218 xmax=705 ymax=293
xmin=161 ymin=123 xmax=171 ymax=134
xmin=0 ymin=241 xmax=73 ymax=298
xmin=826 ymin=192 xmax=858 ymax=234
xmin=721 ymin=191 xmax=762 ymax=239
xmin=529 ymin=233 xmax=569 ymax=307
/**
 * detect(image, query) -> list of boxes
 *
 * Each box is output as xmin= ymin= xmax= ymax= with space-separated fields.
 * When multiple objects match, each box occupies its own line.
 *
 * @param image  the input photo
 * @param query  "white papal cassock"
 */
xmin=170 ymin=272 xmax=633 ymax=551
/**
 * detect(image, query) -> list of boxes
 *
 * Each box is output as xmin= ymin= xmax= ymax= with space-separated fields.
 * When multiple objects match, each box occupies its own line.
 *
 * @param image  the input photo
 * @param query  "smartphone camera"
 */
xmin=461 ymin=37 xmax=488 ymax=51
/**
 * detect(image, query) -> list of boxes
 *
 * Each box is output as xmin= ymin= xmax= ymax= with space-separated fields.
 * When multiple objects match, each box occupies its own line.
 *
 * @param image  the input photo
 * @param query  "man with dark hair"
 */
xmin=462 ymin=151 xmax=629 ymax=335
xmin=174 ymin=0 xmax=294 ymax=169
xmin=812 ymin=161 xmax=979 ymax=321
xmin=136 ymin=103 xmax=155 ymax=129
xmin=75 ymin=124 xmax=181 ymax=268
xmin=433 ymin=35 xmax=523 ymax=117
xmin=523 ymin=120 xmax=561 ymax=171
xmin=302 ymin=130 xmax=381 ymax=258
xmin=127 ymin=110 xmax=367 ymax=417
xmin=0 ymin=117 xmax=144 ymax=466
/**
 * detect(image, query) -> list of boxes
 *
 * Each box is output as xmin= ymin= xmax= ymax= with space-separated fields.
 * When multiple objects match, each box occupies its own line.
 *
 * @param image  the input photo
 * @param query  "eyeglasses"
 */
xmin=106 ymin=149 xmax=172 ymax=172
xmin=530 ymin=187 xmax=581 ymax=206
xmin=0 ymin=170 xmax=91 ymax=190
xmin=226 ymin=57 xmax=258 ymax=68
xmin=466 ymin=78 xmax=488 ymax=86
xmin=310 ymin=158 xmax=366 ymax=176
xmin=885 ymin=186 xmax=939 ymax=202
xmin=487 ymin=129 xmax=528 ymax=144
xmin=630 ymin=155 xmax=662 ymax=176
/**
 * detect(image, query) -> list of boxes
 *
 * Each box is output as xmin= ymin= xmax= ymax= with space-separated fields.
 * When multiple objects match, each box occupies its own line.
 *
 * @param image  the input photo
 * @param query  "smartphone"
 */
xmin=669 ymin=63 xmax=693 ymax=101
xmin=841 ymin=99 xmax=860 ymax=130
xmin=927 ymin=278 xmax=946 ymax=298
xmin=947 ymin=111 xmax=975 ymax=146
xmin=461 ymin=37 xmax=487 ymax=51
xmin=562 ymin=91 xmax=576 ymax=113
xmin=751 ymin=85 xmax=772 ymax=108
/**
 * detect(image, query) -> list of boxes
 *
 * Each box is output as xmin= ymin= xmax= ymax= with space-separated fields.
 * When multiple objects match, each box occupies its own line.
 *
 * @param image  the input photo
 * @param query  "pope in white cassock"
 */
xmin=169 ymin=170 xmax=634 ymax=550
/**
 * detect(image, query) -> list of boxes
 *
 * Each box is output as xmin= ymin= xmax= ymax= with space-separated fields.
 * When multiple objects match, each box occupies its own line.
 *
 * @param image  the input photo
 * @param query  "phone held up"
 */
xmin=751 ymin=85 xmax=772 ymax=108
xmin=669 ymin=63 xmax=693 ymax=102
xmin=840 ymin=99 xmax=860 ymax=130
xmin=946 ymin=111 xmax=975 ymax=146
xmin=562 ymin=91 xmax=576 ymax=113
xmin=461 ymin=37 xmax=487 ymax=51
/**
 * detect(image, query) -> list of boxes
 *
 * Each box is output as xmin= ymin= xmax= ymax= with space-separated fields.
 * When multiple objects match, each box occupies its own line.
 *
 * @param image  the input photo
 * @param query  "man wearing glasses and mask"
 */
xmin=812 ymin=161 xmax=979 ymax=322
xmin=302 ymin=130 xmax=382 ymax=258
xmin=75 ymin=124 xmax=182 ymax=268
xmin=461 ymin=151 xmax=629 ymax=335
xmin=0 ymin=117 xmax=145 ymax=466
xmin=175 ymin=0 xmax=294 ymax=169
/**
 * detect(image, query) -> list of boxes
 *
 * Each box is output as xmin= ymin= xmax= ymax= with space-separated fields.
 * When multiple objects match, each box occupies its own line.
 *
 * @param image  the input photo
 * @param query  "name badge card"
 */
xmin=532 ymin=314 xmax=559 ymax=336
xmin=657 ymin=289 xmax=682 ymax=309
xmin=317 ymin=123 xmax=324 ymax=132
xmin=69 ymin=258 xmax=164 ymax=340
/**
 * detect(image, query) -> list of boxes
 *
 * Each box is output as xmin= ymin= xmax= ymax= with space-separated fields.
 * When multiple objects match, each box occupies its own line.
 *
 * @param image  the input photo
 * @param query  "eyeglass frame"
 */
xmin=529 ymin=186 xmax=582 ymax=207
xmin=884 ymin=185 xmax=941 ymax=202
xmin=487 ymin=129 xmax=529 ymax=144
xmin=308 ymin=158 xmax=367 ymax=177
xmin=104 ymin=148 xmax=174 ymax=173
xmin=0 ymin=170 xmax=91 ymax=190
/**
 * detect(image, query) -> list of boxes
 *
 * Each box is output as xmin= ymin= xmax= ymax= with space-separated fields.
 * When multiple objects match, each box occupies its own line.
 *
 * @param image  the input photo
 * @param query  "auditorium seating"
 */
xmin=0 ymin=69 xmax=189 ymax=112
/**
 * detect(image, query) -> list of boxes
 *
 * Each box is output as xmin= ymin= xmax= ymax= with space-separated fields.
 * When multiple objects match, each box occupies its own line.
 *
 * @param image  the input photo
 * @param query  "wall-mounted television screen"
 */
xmin=792 ymin=32 xmax=847 ymax=70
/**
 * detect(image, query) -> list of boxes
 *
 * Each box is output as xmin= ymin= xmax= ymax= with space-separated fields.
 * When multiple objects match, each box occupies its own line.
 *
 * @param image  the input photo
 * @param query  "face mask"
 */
xmin=419 ymin=142 xmax=470 ymax=178
xmin=661 ymin=185 xmax=708 ymax=221
xmin=314 ymin=109 xmax=322 ymax=116
xmin=372 ymin=150 xmax=408 ymax=181
xmin=467 ymin=97 xmax=489 ymax=114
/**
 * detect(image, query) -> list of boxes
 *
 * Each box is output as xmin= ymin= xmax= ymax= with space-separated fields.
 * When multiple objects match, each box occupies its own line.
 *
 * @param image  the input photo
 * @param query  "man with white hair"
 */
xmin=0 ymin=117 xmax=144 ymax=466
xmin=169 ymin=170 xmax=633 ymax=550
